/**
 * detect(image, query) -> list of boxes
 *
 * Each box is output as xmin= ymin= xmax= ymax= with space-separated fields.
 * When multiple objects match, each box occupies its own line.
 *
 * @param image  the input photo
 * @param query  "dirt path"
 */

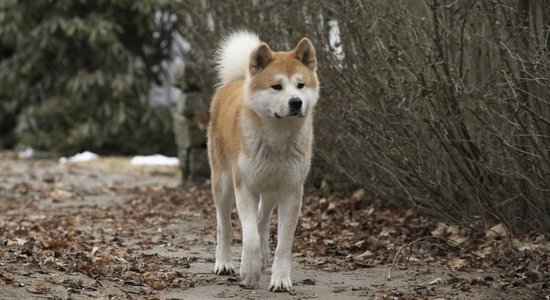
xmin=0 ymin=155 xmax=545 ymax=299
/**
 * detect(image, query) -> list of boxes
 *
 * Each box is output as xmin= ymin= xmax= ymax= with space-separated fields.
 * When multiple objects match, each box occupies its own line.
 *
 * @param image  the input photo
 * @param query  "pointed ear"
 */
xmin=249 ymin=43 xmax=272 ymax=76
xmin=294 ymin=38 xmax=316 ymax=70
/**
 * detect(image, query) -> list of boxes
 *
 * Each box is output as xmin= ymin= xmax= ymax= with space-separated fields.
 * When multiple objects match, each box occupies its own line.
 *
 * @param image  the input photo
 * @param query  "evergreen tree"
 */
xmin=0 ymin=0 xmax=177 ymax=155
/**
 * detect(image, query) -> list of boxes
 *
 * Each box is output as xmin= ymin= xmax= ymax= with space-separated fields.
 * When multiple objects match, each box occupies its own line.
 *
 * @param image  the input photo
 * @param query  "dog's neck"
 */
xmin=241 ymin=107 xmax=311 ymax=154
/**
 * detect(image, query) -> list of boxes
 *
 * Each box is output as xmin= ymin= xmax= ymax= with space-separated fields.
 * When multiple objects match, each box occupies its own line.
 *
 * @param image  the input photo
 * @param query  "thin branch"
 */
xmin=387 ymin=236 xmax=467 ymax=281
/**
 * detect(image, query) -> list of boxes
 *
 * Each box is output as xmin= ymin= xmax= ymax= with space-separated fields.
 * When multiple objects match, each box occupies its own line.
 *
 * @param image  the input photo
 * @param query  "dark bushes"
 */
xmin=315 ymin=0 xmax=550 ymax=234
xmin=178 ymin=0 xmax=550 ymax=234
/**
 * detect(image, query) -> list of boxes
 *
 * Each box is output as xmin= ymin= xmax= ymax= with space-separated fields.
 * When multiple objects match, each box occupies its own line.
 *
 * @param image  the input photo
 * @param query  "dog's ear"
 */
xmin=294 ymin=38 xmax=316 ymax=71
xmin=249 ymin=42 xmax=272 ymax=76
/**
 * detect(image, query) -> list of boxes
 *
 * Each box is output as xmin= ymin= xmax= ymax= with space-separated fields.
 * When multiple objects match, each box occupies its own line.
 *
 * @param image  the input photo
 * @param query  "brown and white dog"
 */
xmin=207 ymin=31 xmax=319 ymax=291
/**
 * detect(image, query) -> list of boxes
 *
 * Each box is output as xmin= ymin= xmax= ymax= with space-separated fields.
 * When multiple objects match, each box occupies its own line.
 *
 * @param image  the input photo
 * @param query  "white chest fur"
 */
xmin=238 ymin=115 xmax=311 ymax=193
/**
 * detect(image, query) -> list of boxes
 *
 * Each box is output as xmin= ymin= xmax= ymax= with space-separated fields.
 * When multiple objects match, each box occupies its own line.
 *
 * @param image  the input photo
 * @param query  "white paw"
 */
xmin=240 ymin=269 xmax=260 ymax=288
xmin=269 ymin=273 xmax=293 ymax=292
xmin=214 ymin=260 xmax=235 ymax=275
xmin=240 ymin=251 xmax=262 ymax=288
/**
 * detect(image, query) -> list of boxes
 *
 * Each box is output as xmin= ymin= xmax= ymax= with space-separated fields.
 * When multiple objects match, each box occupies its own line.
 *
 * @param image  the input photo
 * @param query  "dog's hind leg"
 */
xmin=269 ymin=186 xmax=303 ymax=292
xmin=213 ymin=170 xmax=236 ymax=275
xmin=257 ymin=194 xmax=276 ymax=270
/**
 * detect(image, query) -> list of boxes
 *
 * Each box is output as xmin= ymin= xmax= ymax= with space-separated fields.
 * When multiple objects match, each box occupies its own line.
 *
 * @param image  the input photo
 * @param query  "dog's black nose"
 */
xmin=289 ymin=98 xmax=302 ymax=110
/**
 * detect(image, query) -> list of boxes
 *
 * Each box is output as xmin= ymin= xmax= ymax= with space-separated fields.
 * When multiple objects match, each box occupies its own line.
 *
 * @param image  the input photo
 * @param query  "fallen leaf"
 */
xmin=50 ymin=189 xmax=76 ymax=201
xmin=28 ymin=282 xmax=49 ymax=294
xmin=42 ymin=238 xmax=69 ymax=250
xmin=357 ymin=250 xmax=373 ymax=259
xmin=486 ymin=223 xmax=507 ymax=240
xmin=512 ymin=238 xmax=550 ymax=252
xmin=327 ymin=202 xmax=337 ymax=212
xmin=351 ymin=188 xmax=365 ymax=201
xmin=473 ymin=246 xmax=492 ymax=258
xmin=448 ymin=257 xmax=466 ymax=270
xmin=449 ymin=233 xmax=468 ymax=244
xmin=447 ymin=225 xmax=468 ymax=244
xmin=149 ymin=280 xmax=165 ymax=290
xmin=354 ymin=240 xmax=365 ymax=248
xmin=378 ymin=227 xmax=394 ymax=237
xmin=0 ymin=269 xmax=15 ymax=285
xmin=431 ymin=222 xmax=446 ymax=237
xmin=7 ymin=238 xmax=28 ymax=246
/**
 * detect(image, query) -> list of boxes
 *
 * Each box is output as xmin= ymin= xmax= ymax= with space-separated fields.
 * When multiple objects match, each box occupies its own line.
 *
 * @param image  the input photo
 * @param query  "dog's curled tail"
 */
xmin=215 ymin=30 xmax=261 ymax=85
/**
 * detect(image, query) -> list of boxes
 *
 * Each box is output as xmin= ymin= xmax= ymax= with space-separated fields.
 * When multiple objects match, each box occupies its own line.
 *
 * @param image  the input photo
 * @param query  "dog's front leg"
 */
xmin=235 ymin=185 xmax=262 ymax=288
xmin=269 ymin=186 xmax=303 ymax=292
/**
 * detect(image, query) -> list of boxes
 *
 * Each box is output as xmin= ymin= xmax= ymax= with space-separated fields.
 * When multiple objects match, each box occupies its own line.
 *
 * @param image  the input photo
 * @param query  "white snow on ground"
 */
xmin=18 ymin=147 xmax=36 ymax=159
xmin=130 ymin=154 xmax=179 ymax=166
xmin=59 ymin=151 xmax=99 ymax=164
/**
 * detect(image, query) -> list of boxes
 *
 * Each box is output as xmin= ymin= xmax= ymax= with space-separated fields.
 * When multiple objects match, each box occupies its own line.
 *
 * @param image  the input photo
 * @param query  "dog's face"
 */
xmin=246 ymin=38 xmax=319 ymax=119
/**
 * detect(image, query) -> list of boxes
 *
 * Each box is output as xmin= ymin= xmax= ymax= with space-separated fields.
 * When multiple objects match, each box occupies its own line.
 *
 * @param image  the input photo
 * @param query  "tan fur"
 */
xmin=208 ymin=80 xmax=245 ymax=168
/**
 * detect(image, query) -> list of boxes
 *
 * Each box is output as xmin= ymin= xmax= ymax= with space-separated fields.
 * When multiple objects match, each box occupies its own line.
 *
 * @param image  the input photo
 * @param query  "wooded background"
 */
xmin=1 ymin=0 xmax=549 ymax=234
xmin=0 ymin=0 xmax=177 ymax=154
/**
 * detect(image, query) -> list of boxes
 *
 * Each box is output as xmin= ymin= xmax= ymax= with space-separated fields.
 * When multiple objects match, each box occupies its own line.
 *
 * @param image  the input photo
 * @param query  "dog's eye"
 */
xmin=297 ymin=83 xmax=305 ymax=89
xmin=271 ymin=84 xmax=283 ymax=91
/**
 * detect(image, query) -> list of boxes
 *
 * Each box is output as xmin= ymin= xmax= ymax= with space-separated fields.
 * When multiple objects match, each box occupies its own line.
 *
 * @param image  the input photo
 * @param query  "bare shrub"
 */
xmin=177 ymin=0 xmax=550 ymax=234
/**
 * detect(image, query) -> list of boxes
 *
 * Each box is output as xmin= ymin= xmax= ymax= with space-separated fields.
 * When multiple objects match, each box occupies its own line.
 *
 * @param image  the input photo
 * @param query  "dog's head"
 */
xmin=246 ymin=38 xmax=319 ymax=119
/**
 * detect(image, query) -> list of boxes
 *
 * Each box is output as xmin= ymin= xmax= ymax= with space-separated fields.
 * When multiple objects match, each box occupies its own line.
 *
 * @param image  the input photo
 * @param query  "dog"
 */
xmin=207 ymin=30 xmax=319 ymax=291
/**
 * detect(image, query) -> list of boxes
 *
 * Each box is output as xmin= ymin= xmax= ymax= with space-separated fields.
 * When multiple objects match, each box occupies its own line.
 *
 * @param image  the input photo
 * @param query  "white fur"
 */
xmin=215 ymin=30 xmax=261 ymax=85
xmin=238 ymin=115 xmax=312 ymax=193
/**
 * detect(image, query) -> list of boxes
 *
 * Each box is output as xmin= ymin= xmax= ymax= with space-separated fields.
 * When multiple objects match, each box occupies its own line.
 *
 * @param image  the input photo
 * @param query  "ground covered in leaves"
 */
xmin=0 ymin=152 xmax=548 ymax=299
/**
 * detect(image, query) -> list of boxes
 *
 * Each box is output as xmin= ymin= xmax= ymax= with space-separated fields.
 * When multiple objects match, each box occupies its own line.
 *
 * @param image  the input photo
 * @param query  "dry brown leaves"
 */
xmin=0 ymin=163 xmax=211 ymax=296
xmin=0 ymin=156 xmax=549 ymax=297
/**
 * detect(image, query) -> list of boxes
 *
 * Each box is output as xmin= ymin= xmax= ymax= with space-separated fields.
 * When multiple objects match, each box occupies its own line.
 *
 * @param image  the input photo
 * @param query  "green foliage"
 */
xmin=0 ymin=0 xmax=177 ymax=155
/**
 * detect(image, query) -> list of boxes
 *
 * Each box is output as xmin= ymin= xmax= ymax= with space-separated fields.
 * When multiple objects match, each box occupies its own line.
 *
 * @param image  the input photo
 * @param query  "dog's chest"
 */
xmin=238 ymin=137 xmax=310 ymax=192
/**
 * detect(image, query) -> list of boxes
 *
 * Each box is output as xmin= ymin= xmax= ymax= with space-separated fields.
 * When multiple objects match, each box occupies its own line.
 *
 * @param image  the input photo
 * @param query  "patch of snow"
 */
xmin=328 ymin=20 xmax=345 ymax=63
xmin=130 ymin=154 xmax=179 ymax=166
xmin=18 ymin=147 xmax=36 ymax=159
xmin=59 ymin=151 xmax=99 ymax=164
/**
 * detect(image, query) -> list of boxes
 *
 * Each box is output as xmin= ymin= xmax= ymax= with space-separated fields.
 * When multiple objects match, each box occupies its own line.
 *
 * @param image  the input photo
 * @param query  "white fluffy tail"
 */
xmin=215 ymin=30 xmax=261 ymax=85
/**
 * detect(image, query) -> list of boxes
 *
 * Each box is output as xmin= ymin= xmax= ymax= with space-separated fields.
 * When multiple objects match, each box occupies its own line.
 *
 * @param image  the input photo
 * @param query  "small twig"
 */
xmin=387 ymin=236 xmax=465 ymax=281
